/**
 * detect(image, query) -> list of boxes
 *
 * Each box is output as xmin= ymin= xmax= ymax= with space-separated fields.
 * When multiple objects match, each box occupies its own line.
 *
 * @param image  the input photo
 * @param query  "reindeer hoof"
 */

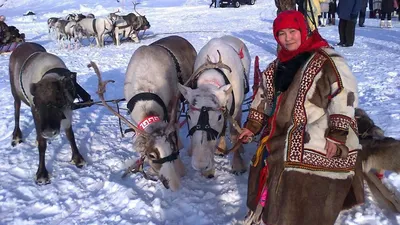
xmin=232 ymin=168 xmax=246 ymax=176
xmin=11 ymin=139 xmax=23 ymax=147
xmin=214 ymin=147 xmax=226 ymax=157
xmin=35 ymin=173 xmax=50 ymax=185
xmin=202 ymin=168 xmax=215 ymax=178
xmin=214 ymin=152 xmax=226 ymax=157
xmin=71 ymin=155 xmax=86 ymax=168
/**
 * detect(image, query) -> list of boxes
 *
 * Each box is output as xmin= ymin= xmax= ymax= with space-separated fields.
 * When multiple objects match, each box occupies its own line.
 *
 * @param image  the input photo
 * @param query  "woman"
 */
xmin=240 ymin=10 xmax=364 ymax=225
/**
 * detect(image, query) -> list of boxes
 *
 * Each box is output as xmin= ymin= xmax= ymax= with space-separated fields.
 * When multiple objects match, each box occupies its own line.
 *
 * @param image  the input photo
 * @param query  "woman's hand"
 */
xmin=325 ymin=139 xmax=338 ymax=158
xmin=239 ymin=128 xmax=254 ymax=144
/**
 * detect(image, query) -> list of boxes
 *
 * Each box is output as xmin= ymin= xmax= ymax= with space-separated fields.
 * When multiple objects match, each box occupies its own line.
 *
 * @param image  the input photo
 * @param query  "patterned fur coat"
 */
xmin=244 ymin=47 xmax=364 ymax=225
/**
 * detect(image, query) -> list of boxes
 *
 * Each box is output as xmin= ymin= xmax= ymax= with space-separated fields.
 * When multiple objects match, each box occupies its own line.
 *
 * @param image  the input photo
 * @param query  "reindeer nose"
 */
xmin=41 ymin=129 xmax=59 ymax=139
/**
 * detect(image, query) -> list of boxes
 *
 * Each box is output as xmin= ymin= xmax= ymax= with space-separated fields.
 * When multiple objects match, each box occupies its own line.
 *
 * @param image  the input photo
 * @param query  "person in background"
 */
xmin=337 ymin=0 xmax=362 ymax=47
xmin=373 ymin=0 xmax=382 ymax=18
xmin=359 ymin=0 xmax=368 ymax=26
xmin=369 ymin=0 xmax=376 ymax=17
xmin=241 ymin=10 xmax=362 ymax=225
xmin=305 ymin=0 xmax=321 ymax=30
xmin=0 ymin=15 xmax=9 ymax=44
xmin=320 ymin=0 xmax=331 ymax=26
xmin=210 ymin=0 xmax=217 ymax=8
xmin=327 ymin=0 xmax=337 ymax=25
xmin=380 ymin=0 xmax=395 ymax=27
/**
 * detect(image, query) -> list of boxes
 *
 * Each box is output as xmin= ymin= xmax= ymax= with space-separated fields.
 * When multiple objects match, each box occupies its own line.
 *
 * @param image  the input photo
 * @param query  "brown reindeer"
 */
xmin=9 ymin=42 xmax=86 ymax=184
xmin=355 ymin=108 xmax=400 ymax=212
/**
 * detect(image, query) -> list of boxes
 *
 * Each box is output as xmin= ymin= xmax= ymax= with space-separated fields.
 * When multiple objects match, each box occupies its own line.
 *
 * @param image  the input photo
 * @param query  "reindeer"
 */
xmin=47 ymin=17 xmax=59 ymax=34
xmin=109 ymin=3 xmax=151 ymax=45
xmin=177 ymin=35 xmax=251 ymax=178
xmin=74 ymin=18 xmax=114 ymax=47
xmin=353 ymin=107 xmax=400 ymax=212
xmin=54 ymin=19 xmax=80 ymax=48
xmin=8 ymin=42 xmax=86 ymax=184
xmin=90 ymin=36 xmax=197 ymax=191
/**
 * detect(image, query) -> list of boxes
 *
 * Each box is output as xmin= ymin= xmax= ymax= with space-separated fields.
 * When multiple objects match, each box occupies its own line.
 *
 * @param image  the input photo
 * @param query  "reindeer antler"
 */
xmin=132 ymin=1 xmax=142 ymax=16
xmin=88 ymin=61 xmax=148 ymax=136
xmin=184 ymin=50 xmax=232 ymax=86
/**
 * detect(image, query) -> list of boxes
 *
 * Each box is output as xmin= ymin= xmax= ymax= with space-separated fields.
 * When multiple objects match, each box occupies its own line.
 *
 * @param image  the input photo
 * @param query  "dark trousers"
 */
xmin=210 ymin=0 xmax=216 ymax=8
xmin=359 ymin=8 xmax=366 ymax=25
xmin=339 ymin=19 xmax=356 ymax=45
xmin=380 ymin=12 xmax=392 ymax=20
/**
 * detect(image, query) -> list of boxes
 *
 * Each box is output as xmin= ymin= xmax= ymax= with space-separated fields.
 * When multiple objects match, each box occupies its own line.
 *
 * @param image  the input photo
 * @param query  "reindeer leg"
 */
xmin=175 ymin=156 xmax=186 ymax=177
xmin=65 ymin=126 xmax=86 ymax=168
xmin=11 ymin=96 xmax=23 ymax=146
xmin=231 ymin=110 xmax=246 ymax=175
xmin=32 ymin=110 xmax=50 ymax=184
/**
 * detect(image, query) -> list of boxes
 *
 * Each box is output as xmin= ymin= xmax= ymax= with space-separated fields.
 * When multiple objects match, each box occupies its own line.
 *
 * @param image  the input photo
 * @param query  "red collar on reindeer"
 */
xmin=138 ymin=116 xmax=161 ymax=130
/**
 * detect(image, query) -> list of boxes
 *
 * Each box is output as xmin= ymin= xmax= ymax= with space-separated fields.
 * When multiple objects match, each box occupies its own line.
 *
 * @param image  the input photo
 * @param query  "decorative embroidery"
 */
xmin=263 ymin=62 xmax=276 ymax=116
xmin=248 ymin=108 xmax=266 ymax=125
xmin=285 ymin=53 xmax=357 ymax=172
xmin=138 ymin=116 xmax=160 ymax=130
xmin=329 ymin=114 xmax=351 ymax=131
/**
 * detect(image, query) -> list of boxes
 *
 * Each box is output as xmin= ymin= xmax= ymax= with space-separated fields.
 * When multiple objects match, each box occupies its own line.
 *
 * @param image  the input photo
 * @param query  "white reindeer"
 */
xmin=74 ymin=18 xmax=113 ymax=47
xmin=178 ymin=35 xmax=250 ymax=178
xmin=92 ymin=36 xmax=197 ymax=191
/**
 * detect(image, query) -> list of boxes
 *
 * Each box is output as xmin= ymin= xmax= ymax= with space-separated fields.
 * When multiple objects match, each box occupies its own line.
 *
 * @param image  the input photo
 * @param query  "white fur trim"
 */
xmin=284 ymin=167 xmax=354 ymax=179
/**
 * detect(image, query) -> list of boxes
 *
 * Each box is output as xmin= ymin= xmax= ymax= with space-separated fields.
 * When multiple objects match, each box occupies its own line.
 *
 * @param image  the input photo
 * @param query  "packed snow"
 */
xmin=1 ymin=0 xmax=400 ymax=224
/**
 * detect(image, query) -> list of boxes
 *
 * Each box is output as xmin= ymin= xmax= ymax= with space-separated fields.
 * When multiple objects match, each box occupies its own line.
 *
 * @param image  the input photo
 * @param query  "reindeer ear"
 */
xmin=30 ymin=83 xmax=37 ymax=96
xmin=214 ymin=84 xmax=232 ymax=106
xmin=177 ymin=83 xmax=194 ymax=103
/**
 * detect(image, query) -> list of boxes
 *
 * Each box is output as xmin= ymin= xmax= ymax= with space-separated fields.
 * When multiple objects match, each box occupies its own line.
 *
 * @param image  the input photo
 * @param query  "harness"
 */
xmin=92 ymin=19 xmax=97 ymax=35
xmin=187 ymin=106 xmax=220 ymax=141
xmin=43 ymin=67 xmax=77 ymax=101
xmin=126 ymin=92 xmax=169 ymax=121
xmin=19 ymin=51 xmax=42 ymax=105
xmin=154 ymin=44 xmax=183 ymax=84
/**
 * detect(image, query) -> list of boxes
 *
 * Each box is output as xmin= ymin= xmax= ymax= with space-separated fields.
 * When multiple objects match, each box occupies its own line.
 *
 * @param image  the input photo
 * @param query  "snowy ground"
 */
xmin=1 ymin=0 xmax=400 ymax=224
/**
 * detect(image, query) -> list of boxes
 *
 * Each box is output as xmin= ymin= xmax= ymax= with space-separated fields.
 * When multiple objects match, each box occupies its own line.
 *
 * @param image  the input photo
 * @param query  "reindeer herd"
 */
xmin=47 ymin=3 xmax=150 ymax=48
xmin=8 ymin=34 xmax=251 ymax=191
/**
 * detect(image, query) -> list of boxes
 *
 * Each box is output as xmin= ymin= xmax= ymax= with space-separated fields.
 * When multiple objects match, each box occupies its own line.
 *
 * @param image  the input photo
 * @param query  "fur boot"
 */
xmin=387 ymin=20 xmax=392 ymax=28
xmin=380 ymin=20 xmax=385 ymax=28
xmin=321 ymin=18 xmax=326 ymax=27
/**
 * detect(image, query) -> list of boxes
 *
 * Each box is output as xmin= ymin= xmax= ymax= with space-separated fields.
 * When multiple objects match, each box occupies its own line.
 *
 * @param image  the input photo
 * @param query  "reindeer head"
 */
xmin=73 ymin=23 xmax=85 ymax=39
xmin=132 ymin=115 xmax=181 ymax=190
xmin=30 ymin=71 xmax=76 ymax=139
xmin=139 ymin=16 xmax=150 ymax=30
xmin=355 ymin=108 xmax=385 ymax=140
xmin=178 ymin=84 xmax=231 ymax=175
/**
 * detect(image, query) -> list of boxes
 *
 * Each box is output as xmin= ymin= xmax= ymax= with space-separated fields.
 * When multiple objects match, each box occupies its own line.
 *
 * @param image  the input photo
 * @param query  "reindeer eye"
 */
xmin=218 ymin=114 xmax=222 ymax=121
xmin=148 ymin=152 xmax=157 ymax=160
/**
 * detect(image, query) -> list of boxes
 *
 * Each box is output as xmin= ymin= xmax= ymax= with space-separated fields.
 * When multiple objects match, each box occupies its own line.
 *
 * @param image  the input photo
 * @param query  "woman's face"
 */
xmin=278 ymin=28 xmax=302 ymax=51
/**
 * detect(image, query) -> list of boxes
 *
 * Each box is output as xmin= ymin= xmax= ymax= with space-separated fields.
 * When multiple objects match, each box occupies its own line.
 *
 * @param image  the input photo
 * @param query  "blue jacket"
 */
xmin=337 ymin=0 xmax=362 ymax=20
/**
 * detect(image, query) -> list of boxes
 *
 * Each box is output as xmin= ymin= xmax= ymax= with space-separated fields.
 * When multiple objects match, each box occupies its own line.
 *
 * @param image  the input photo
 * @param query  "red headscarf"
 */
xmin=273 ymin=10 xmax=330 ymax=62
